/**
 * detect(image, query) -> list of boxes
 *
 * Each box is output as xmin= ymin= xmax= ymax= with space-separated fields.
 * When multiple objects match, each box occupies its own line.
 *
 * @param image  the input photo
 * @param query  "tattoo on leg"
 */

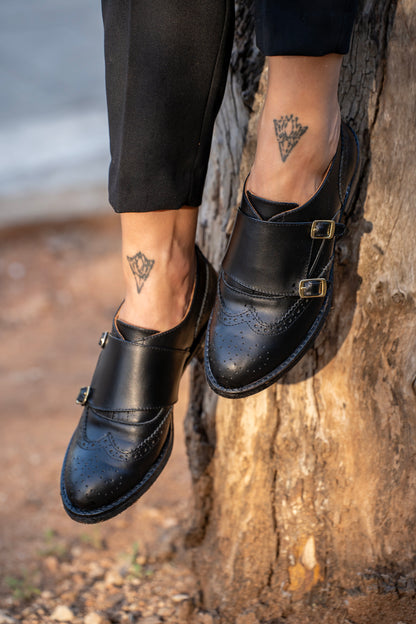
xmin=273 ymin=114 xmax=308 ymax=163
xmin=127 ymin=251 xmax=155 ymax=294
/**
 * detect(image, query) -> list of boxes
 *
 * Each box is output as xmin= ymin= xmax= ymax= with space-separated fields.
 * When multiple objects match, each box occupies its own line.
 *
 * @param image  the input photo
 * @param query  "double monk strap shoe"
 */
xmin=205 ymin=122 xmax=359 ymax=398
xmin=61 ymin=246 xmax=217 ymax=523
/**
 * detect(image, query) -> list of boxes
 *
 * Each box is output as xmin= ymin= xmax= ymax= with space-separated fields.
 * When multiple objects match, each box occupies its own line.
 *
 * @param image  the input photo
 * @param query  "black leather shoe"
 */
xmin=61 ymin=246 xmax=216 ymax=523
xmin=205 ymin=122 xmax=359 ymax=398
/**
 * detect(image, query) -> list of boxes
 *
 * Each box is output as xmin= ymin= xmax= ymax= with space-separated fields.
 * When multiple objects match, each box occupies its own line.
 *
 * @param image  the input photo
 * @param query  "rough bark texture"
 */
xmin=185 ymin=0 xmax=416 ymax=621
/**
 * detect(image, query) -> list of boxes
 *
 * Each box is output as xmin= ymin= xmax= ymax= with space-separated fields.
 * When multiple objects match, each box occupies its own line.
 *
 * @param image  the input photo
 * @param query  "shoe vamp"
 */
xmin=210 ymin=283 xmax=324 ymax=387
xmin=219 ymin=275 xmax=295 ymax=320
xmin=87 ymin=405 xmax=169 ymax=433
xmin=63 ymin=408 xmax=171 ymax=511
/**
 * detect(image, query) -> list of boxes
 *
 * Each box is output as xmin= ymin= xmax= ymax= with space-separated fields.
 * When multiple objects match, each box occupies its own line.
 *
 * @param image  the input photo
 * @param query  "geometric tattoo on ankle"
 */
xmin=127 ymin=251 xmax=155 ymax=294
xmin=273 ymin=114 xmax=308 ymax=163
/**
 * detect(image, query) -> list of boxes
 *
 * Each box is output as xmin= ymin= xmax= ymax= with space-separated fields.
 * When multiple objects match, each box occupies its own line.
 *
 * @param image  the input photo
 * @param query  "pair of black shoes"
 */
xmin=61 ymin=123 xmax=359 ymax=523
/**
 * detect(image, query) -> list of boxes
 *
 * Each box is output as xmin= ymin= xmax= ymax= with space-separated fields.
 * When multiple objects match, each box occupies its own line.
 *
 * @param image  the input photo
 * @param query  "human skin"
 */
xmin=118 ymin=54 xmax=343 ymax=332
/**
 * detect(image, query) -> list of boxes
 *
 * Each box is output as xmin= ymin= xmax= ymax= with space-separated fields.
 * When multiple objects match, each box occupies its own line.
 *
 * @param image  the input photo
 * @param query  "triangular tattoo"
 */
xmin=273 ymin=114 xmax=308 ymax=162
xmin=127 ymin=251 xmax=155 ymax=294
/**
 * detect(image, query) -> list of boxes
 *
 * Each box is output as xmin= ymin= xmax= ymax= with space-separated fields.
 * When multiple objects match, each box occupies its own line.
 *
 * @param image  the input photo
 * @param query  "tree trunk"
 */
xmin=186 ymin=0 xmax=416 ymax=621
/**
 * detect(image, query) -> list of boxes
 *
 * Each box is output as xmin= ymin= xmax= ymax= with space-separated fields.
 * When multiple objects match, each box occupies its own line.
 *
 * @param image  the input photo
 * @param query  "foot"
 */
xmin=205 ymin=122 xmax=359 ymax=398
xmin=61 ymin=247 xmax=217 ymax=523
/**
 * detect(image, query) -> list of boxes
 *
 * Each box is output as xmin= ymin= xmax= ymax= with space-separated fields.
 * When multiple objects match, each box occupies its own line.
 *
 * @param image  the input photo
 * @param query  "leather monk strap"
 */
xmin=222 ymin=210 xmax=344 ymax=296
xmin=88 ymin=332 xmax=189 ymax=411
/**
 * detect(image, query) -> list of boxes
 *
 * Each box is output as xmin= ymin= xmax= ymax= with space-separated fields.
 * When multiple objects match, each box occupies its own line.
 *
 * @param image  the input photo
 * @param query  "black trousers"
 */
xmin=101 ymin=0 xmax=358 ymax=214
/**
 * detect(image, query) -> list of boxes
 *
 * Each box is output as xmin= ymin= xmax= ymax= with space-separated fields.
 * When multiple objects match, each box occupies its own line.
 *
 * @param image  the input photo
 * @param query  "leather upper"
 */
xmin=205 ymin=122 xmax=359 ymax=396
xmin=61 ymin=246 xmax=217 ymax=519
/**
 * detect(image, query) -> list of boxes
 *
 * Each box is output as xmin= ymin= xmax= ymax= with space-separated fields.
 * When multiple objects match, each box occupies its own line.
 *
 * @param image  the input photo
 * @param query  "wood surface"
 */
xmin=185 ymin=1 xmax=416 ymax=620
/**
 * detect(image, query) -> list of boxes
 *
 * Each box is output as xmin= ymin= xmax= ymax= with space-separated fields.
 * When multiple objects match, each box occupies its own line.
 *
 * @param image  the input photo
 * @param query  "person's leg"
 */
xmin=102 ymin=0 xmax=234 ymax=331
xmin=248 ymin=0 xmax=357 ymax=204
xmin=247 ymin=54 xmax=342 ymax=206
xmin=120 ymin=208 xmax=198 ymax=332
xmin=248 ymin=0 xmax=358 ymax=205
xmin=61 ymin=0 xmax=234 ymax=524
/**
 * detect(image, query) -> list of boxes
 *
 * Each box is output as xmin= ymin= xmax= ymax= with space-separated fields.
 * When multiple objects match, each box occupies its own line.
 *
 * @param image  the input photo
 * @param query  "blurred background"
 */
xmin=0 ymin=3 xmax=195 ymax=623
xmin=0 ymin=0 xmax=108 ymax=226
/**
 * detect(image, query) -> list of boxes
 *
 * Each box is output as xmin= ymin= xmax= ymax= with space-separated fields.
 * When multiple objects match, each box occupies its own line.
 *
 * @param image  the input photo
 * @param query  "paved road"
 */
xmin=0 ymin=1 xmax=109 ymax=223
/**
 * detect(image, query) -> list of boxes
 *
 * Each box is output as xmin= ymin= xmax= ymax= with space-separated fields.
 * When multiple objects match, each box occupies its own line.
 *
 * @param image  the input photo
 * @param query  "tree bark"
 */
xmin=186 ymin=0 xmax=416 ymax=621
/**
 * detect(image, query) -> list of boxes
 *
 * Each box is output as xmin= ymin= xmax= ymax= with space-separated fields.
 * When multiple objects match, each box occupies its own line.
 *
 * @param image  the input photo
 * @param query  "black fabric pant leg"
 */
xmin=102 ymin=0 xmax=359 ymax=215
xmin=101 ymin=0 xmax=234 ymax=213
xmin=255 ymin=0 xmax=359 ymax=56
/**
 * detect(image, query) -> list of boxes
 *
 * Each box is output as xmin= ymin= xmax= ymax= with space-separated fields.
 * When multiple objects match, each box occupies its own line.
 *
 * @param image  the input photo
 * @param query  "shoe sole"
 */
xmin=205 ymin=129 xmax=360 ymax=399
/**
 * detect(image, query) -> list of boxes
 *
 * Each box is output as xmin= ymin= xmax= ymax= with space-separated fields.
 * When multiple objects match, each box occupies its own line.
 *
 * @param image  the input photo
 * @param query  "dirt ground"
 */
xmin=0 ymin=216 xmax=197 ymax=624
xmin=1 ymin=216 xmax=416 ymax=624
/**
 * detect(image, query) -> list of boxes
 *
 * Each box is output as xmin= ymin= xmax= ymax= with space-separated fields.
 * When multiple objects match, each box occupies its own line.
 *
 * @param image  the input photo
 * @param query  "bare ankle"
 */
xmin=119 ymin=207 xmax=198 ymax=332
xmin=120 ymin=247 xmax=196 ymax=332
xmin=248 ymin=106 xmax=341 ymax=206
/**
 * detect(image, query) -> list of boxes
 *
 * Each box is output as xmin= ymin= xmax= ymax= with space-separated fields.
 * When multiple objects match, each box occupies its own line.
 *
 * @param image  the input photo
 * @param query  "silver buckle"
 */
xmin=98 ymin=331 xmax=108 ymax=348
xmin=76 ymin=386 xmax=91 ymax=406
xmin=299 ymin=278 xmax=327 ymax=299
xmin=311 ymin=220 xmax=336 ymax=239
